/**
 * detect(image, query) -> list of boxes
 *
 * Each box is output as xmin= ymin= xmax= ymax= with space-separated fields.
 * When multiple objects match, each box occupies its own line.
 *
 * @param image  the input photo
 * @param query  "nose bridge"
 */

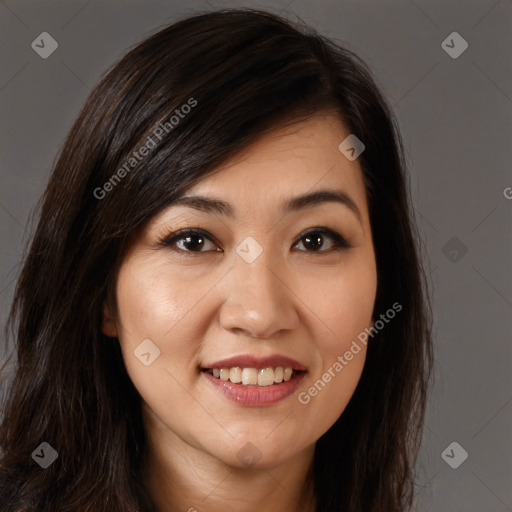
xmin=238 ymin=248 xmax=280 ymax=302
xmin=218 ymin=240 xmax=299 ymax=338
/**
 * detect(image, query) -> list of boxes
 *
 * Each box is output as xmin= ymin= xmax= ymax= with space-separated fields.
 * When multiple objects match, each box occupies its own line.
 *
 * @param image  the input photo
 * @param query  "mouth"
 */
xmin=200 ymin=354 xmax=308 ymax=406
xmin=201 ymin=366 xmax=304 ymax=386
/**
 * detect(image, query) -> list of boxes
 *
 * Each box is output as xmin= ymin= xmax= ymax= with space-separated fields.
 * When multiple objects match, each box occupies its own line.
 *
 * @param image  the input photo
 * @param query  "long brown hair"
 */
xmin=0 ymin=8 xmax=433 ymax=511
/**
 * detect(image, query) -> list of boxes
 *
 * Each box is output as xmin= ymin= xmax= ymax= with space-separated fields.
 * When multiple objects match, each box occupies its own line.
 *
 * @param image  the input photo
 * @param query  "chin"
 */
xmin=209 ymin=435 xmax=307 ymax=471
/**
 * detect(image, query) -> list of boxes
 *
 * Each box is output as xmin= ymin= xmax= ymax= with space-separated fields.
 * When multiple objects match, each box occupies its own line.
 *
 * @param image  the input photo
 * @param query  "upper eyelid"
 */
xmin=158 ymin=228 xmax=218 ymax=247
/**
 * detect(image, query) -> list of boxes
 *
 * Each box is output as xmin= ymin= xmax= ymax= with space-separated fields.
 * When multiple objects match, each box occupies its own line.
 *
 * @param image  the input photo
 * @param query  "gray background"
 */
xmin=1 ymin=0 xmax=511 ymax=510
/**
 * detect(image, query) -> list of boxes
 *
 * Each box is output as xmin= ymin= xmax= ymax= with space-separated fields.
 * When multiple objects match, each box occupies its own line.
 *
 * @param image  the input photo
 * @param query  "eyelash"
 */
xmin=158 ymin=227 xmax=353 ymax=254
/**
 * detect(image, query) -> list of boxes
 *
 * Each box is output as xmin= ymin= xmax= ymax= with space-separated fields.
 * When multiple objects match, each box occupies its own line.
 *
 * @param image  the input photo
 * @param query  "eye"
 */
xmin=159 ymin=229 xmax=221 ymax=253
xmin=159 ymin=227 xmax=352 ymax=255
xmin=292 ymin=228 xmax=352 ymax=253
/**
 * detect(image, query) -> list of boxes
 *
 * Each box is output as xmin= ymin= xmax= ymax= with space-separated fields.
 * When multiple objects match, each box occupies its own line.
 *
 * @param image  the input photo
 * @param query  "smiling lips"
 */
xmin=201 ymin=354 xmax=307 ymax=406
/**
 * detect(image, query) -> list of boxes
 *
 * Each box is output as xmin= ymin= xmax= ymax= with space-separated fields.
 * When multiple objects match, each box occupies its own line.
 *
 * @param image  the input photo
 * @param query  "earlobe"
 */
xmin=101 ymin=305 xmax=118 ymax=338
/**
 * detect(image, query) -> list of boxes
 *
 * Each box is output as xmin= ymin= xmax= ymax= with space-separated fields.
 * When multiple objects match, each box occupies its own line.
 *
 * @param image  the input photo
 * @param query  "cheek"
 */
xmin=295 ymin=251 xmax=377 ymax=351
xmin=296 ymin=285 xmax=373 ymax=439
xmin=297 ymin=345 xmax=367 ymax=444
xmin=114 ymin=256 xmax=217 ymax=344
xmin=292 ymin=253 xmax=376 ymax=432
xmin=115 ymin=259 xmax=183 ymax=336
xmin=113 ymin=258 xmax=211 ymax=388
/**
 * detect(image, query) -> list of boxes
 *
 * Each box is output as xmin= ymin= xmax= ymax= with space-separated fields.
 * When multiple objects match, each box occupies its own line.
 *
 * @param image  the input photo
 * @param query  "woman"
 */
xmin=0 ymin=8 xmax=433 ymax=512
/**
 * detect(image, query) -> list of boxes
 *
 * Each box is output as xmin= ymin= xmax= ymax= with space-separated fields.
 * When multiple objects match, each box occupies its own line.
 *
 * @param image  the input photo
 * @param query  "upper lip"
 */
xmin=202 ymin=354 xmax=307 ymax=371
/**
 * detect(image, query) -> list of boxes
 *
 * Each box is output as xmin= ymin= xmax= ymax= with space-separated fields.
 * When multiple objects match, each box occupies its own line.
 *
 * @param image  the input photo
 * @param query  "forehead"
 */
xmin=191 ymin=115 xmax=363 ymax=195
xmin=180 ymin=114 xmax=370 ymax=220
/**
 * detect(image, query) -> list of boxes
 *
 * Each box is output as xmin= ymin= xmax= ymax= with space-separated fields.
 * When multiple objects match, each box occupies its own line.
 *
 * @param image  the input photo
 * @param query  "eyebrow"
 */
xmin=172 ymin=188 xmax=363 ymax=225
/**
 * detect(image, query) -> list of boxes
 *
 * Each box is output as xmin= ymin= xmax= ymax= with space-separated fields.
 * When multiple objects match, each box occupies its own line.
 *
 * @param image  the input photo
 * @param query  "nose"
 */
xmin=218 ymin=249 xmax=300 ymax=339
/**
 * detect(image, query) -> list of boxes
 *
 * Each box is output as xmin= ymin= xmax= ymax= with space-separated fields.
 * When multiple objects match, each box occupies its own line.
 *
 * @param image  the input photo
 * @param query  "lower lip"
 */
xmin=202 ymin=371 xmax=306 ymax=407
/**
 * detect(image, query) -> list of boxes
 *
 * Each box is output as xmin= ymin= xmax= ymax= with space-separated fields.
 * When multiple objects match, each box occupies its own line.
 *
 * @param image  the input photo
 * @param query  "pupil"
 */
xmin=305 ymin=233 xmax=322 ymax=251
xmin=186 ymin=234 xmax=203 ymax=250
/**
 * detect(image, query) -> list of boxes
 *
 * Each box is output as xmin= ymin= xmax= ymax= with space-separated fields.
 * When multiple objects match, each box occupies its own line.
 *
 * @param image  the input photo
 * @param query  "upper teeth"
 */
xmin=210 ymin=367 xmax=294 ymax=386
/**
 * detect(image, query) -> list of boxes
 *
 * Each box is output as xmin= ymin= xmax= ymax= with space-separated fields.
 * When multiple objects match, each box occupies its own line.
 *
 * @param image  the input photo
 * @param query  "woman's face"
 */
xmin=103 ymin=114 xmax=377 ymax=469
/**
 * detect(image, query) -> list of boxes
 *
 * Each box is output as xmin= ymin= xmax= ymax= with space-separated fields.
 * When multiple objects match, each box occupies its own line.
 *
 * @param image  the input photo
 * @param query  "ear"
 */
xmin=101 ymin=304 xmax=118 ymax=338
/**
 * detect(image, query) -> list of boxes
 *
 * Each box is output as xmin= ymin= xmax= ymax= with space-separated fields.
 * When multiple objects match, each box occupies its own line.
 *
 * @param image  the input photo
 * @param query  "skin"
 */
xmin=102 ymin=114 xmax=377 ymax=512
